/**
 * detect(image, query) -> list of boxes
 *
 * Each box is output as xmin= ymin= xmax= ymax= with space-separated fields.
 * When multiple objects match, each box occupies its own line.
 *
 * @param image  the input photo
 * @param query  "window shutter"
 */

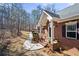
xmin=77 ymin=22 xmax=79 ymax=39
xmin=62 ymin=24 xmax=66 ymax=37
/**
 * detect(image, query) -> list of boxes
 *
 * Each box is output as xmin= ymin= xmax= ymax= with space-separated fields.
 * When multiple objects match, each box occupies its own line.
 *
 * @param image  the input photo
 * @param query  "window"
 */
xmin=66 ymin=22 xmax=77 ymax=39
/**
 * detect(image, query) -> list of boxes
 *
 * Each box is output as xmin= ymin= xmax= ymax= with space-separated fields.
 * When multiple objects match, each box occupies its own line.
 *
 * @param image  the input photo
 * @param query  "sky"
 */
xmin=22 ymin=3 xmax=74 ymax=13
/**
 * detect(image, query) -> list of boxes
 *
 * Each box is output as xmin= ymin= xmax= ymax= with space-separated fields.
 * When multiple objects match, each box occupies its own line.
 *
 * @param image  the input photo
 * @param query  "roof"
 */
xmin=44 ymin=10 xmax=60 ymax=18
xmin=57 ymin=4 xmax=79 ymax=19
xmin=55 ymin=15 xmax=79 ymax=23
xmin=37 ymin=4 xmax=79 ymax=25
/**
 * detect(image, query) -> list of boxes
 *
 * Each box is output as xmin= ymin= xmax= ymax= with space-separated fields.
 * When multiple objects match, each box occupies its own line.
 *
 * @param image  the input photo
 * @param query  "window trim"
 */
xmin=65 ymin=21 xmax=77 ymax=39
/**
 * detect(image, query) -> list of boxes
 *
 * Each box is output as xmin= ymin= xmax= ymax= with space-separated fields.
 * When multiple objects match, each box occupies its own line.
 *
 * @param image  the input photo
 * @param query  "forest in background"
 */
xmin=0 ymin=3 xmax=56 ymax=55
xmin=0 ymin=3 xmax=56 ymax=38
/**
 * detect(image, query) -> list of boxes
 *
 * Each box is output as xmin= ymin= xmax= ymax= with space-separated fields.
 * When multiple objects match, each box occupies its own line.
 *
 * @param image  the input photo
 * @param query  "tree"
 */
xmin=31 ymin=5 xmax=42 ymax=30
xmin=44 ymin=4 xmax=56 ymax=13
xmin=0 ymin=3 xmax=31 ymax=37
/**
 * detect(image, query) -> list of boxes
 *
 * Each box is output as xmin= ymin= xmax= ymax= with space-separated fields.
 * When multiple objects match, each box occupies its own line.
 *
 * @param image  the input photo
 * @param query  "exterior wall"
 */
xmin=54 ymin=22 xmax=62 ymax=41
xmin=54 ymin=20 xmax=79 ymax=48
xmin=54 ymin=20 xmax=79 ymax=49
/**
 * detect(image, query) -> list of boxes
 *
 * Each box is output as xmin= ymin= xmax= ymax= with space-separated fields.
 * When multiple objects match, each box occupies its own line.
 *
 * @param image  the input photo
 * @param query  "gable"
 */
xmin=37 ymin=10 xmax=60 ymax=26
xmin=37 ymin=11 xmax=48 ymax=26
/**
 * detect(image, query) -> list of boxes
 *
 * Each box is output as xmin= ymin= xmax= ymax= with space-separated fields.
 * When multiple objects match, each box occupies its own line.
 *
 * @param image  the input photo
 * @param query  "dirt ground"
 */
xmin=6 ymin=31 xmax=52 ymax=56
xmin=1 ymin=31 xmax=79 ymax=56
xmin=5 ymin=31 xmax=60 ymax=56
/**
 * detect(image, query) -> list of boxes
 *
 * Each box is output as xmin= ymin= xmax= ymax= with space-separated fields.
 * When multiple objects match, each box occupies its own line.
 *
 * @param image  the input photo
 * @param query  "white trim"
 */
xmin=65 ymin=21 xmax=77 ymax=25
xmin=47 ymin=16 xmax=52 ymax=22
xmin=48 ymin=23 xmax=51 ymax=42
xmin=50 ymin=22 xmax=53 ymax=44
xmin=65 ymin=21 xmax=77 ymax=39
xmin=43 ymin=11 xmax=52 ymax=21
xmin=37 ymin=10 xmax=53 ymax=27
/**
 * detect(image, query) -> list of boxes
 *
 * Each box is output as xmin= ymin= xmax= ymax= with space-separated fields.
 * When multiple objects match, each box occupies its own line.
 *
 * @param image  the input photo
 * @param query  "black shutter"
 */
xmin=62 ymin=24 xmax=66 ymax=37
xmin=77 ymin=22 xmax=79 ymax=39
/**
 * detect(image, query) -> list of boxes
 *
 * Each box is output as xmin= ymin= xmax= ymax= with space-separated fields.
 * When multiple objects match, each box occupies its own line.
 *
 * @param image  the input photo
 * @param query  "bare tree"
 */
xmin=0 ymin=3 xmax=31 ymax=37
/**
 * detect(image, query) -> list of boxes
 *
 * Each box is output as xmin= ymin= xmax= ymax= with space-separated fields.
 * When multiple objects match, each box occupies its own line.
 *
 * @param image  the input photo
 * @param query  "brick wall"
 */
xmin=54 ymin=20 xmax=79 ymax=49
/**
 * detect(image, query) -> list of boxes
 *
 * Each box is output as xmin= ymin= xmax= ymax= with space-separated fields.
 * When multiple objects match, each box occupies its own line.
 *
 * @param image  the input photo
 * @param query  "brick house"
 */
xmin=36 ymin=4 xmax=79 ymax=49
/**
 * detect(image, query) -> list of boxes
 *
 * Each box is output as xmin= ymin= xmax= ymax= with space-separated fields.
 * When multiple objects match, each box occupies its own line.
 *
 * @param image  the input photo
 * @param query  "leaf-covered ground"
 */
xmin=4 ymin=31 xmax=56 ymax=56
xmin=1 ymin=31 xmax=79 ymax=56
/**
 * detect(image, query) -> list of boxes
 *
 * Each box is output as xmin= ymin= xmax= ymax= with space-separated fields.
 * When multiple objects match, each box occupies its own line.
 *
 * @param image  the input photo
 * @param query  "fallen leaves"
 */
xmin=63 ymin=47 xmax=79 ymax=56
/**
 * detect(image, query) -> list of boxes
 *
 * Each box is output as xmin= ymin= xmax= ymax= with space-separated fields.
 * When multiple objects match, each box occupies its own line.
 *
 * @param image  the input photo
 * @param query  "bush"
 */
xmin=32 ymin=32 xmax=39 ymax=43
